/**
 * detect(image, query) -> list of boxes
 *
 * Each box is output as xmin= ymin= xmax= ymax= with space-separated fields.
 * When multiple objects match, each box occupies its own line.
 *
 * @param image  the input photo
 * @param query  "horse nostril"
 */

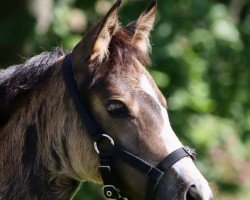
xmin=186 ymin=183 xmax=213 ymax=200
xmin=186 ymin=184 xmax=201 ymax=200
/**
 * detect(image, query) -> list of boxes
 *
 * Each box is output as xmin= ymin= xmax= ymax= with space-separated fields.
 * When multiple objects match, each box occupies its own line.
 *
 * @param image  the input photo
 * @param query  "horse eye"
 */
xmin=106 ymin=101 xmax=129 ymax=118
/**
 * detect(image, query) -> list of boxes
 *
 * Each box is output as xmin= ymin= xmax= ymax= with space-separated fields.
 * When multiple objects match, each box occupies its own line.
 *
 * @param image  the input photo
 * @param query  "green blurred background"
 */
xmin=1 ymin=0 xmax=250 ymax=199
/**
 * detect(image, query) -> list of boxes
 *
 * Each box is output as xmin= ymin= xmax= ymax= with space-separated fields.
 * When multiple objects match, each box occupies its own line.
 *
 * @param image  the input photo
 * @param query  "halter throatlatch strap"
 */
xmin=62 ymin=54 xmax=196 ymax=200
xmin=62 ymin=54 xmax=103 ymax=141
xmin=63 ymin=54 xmax=126 ymax=199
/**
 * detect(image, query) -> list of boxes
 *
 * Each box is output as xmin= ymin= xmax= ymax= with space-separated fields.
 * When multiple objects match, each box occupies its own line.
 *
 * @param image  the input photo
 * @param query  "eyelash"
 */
xmin=106 ymin=100 xmax=130 ymax=118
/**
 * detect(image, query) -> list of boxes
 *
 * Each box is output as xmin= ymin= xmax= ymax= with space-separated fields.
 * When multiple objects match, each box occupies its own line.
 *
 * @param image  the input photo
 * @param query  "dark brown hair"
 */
xmin=89 ymin=28 xmax=151 ymax=89
xmin=0 ymin=50 xmax=65 ymax=126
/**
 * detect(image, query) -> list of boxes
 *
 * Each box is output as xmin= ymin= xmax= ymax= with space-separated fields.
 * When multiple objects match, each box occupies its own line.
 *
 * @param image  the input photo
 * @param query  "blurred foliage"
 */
xmin=1 ymin=0 xmax=250 ymax=199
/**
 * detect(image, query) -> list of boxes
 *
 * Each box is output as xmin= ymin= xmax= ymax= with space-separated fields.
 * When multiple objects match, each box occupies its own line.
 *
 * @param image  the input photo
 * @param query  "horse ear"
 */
xmin=71 ymin=0 xmax=121 ymax=85
xmin=125 ymin=0 xmax=157 ymax=52
xmin=90 ymin=0 xmax=121 ymax=61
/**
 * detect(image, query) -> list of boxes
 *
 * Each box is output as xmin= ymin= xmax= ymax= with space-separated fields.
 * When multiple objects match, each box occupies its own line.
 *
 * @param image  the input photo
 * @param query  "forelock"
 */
xmin=88 ymin=29 xmax=151 ymax=89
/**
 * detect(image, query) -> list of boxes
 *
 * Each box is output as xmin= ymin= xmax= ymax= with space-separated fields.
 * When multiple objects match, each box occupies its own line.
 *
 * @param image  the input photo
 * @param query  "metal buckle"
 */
xmin=102 ymin=185 xmax=121 ymax=199
xmin=183 ymin=146 xmax=196 ymax=160
xmin=94 ymin=134 xmax=115 ymax=154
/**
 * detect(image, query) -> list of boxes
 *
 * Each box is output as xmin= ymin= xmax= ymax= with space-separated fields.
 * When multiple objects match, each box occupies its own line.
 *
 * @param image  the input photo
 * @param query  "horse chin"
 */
xmin=119 ymin=168 xmax=189 ymax=200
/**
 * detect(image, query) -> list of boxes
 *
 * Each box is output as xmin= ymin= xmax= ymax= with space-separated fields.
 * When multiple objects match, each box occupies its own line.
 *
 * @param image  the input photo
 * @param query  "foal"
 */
xmin=0 ymin=1 xmax=213 ymax=199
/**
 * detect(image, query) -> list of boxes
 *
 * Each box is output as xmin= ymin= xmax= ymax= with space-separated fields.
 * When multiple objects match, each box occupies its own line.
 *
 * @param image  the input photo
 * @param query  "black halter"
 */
xmin=62 ymin=54 xmax=196 ymax=200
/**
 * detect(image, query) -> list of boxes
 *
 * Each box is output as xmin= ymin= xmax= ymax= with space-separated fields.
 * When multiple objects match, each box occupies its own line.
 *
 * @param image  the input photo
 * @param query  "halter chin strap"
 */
xmin=62 ymin=54 xmax=196 ymax=200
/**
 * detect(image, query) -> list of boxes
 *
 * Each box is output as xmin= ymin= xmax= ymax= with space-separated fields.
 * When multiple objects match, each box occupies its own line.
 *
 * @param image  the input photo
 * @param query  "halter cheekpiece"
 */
xmin=62 ymin=54 xmax=196 ymax=200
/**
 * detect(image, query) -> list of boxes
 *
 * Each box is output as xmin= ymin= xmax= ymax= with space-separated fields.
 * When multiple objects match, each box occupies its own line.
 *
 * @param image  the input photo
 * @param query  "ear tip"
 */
xmin=103 ymin=0 xmax=122 ymax=20
xmin=113 ymin=0 xmax=122 ymax=8
xmin=146 ymin=0 xmax=157 ymax=13
xmin=106 ymin=0 xmax=122 ymax=15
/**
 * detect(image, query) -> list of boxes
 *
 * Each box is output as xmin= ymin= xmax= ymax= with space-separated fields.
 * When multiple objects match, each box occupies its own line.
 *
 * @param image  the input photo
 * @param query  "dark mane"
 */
xmin=0 ymin=49 xmax=65 ymax=126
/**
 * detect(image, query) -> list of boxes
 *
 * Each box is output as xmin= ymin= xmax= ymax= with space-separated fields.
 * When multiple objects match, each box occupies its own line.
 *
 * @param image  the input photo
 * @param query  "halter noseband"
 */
xmin=62 ymin=54 xmax=196 ymax=200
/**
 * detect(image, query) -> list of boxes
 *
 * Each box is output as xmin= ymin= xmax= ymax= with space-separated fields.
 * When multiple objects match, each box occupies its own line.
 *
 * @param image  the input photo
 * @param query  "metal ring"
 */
xmin=94 ymin=134 xmax=115 ymax=154
xmin=106 ymin=191 xmax=112 ymax=197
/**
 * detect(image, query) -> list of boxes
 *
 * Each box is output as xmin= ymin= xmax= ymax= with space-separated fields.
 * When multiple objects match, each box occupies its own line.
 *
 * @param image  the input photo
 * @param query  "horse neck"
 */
xmin=0 ymin=60 xmax=100 ymax=199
